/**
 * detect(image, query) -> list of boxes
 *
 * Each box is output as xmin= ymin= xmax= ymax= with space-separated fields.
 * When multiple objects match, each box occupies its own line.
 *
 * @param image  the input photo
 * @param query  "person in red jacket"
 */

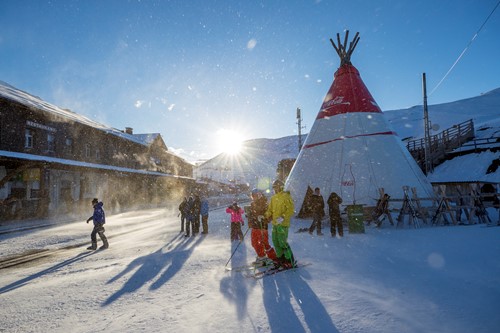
xmin=248 ymin=189 xmax=277 ymax=265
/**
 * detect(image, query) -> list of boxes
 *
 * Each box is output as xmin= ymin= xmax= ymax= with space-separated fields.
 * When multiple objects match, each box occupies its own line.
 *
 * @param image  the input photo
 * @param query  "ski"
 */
xmin=246 ymin=262 xmax=311 ymax=279
xmin=225 ymin=259 xmax=274 ymax=272
xmin=483 ymin=223 xmax=500 ymax=228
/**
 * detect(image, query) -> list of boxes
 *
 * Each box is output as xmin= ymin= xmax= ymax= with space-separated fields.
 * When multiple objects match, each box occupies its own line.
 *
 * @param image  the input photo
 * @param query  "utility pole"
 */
xmin=422 ymin=73 xmax=433 ymax=174
xmin=296 ymin=107 xmax=305 ymax=151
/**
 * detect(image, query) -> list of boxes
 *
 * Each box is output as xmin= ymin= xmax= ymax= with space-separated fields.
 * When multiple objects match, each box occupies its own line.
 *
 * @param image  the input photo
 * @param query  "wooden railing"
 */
xmin=456 ymin=137 xmax=500 ymax=151
xmin=406 ymin=119 xmax=475 ymax=171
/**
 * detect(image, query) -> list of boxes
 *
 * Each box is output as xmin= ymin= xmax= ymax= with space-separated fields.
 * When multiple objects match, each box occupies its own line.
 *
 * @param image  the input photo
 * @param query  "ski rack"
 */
xmin=470 ymin=185 xmax=491 ymax=224
xmin=397 ymin=186 xmax=427 ymax=228
xmin=431 ymin=185 xmax=457 ymax=225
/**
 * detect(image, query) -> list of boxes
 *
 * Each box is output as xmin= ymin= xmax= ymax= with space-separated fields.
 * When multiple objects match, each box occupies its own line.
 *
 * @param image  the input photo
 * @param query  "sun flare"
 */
xmin=216 ymin=129 xmax=244 ymax=155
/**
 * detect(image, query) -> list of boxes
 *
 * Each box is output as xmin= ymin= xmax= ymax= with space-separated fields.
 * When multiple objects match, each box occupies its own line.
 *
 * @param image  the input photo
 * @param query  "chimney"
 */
xmin=125 ymin=127 xmax=133 ymax=134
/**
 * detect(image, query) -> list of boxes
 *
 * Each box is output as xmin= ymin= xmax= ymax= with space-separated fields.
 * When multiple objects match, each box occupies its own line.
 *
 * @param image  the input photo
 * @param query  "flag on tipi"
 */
xmin=285 ymin=31 xmax=435 ymax=211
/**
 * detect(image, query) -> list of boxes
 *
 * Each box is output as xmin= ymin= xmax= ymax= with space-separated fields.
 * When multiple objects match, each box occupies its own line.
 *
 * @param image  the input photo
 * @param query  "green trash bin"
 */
xmin=347 ymin=204 xmax=365 ymax=234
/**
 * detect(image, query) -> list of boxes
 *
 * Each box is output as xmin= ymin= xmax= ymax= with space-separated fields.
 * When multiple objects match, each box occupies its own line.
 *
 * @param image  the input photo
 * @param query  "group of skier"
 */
xmin=223 ymin=180 xmax=345 ymax=270
xmin=178 ymin=194 xmax=210 ymax=237
xmin=226 ymin=179 xmax=296 ymax=269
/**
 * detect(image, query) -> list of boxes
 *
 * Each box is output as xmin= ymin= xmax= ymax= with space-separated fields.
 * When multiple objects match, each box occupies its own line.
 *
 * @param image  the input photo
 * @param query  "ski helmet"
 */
xmin=272 ymin=179 xmax=284 ymax=189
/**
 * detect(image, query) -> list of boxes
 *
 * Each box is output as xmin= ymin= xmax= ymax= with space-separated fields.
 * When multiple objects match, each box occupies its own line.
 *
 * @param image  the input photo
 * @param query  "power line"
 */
xmin=430 ymin=0 xmax=500 ymax=96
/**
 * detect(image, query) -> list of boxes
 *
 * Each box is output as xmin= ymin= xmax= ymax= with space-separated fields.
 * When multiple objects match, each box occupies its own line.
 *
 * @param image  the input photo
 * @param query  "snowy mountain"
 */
xmin=196 ymin=88 xmax=500 ymax=188
xmin=384 ymin=87 xmax=500 ymax=142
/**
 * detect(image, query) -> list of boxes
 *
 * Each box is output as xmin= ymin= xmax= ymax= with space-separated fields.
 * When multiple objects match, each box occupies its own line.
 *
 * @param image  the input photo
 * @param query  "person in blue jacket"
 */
xmin=200 ymin=197 xmax=209 ymax=234
xmin=86 ymin=198 xmax=109 ymax=250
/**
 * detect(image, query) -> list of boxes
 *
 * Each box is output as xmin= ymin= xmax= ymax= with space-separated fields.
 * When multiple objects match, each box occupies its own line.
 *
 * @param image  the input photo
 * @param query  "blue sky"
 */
xmin=1 ymin=0 xmax=499 ymax=162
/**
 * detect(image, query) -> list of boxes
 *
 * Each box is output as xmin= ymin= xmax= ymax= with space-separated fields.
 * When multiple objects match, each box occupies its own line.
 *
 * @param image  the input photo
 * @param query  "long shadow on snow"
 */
xmin=103 ymin=233 xmax=204 ymax=306
xmin=219 ymin=239 xmax=250 ymax=320
xmin=263 ymin=269 xmax=339 ymax=333
xmin=0 ymin=251 xmax=95 ymax=294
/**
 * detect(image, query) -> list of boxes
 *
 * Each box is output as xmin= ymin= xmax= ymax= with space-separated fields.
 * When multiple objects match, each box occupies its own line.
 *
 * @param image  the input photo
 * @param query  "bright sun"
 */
xmin=216 ymin=129 xmax=244 ymax=155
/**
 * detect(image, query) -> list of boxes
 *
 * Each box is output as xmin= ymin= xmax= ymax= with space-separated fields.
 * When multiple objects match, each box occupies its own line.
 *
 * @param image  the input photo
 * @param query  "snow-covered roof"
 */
xmin=133 ymin=133 xmax=161 ymax=146
xmin=0 ymin=80 xmax=147 ymax=147
xmin=0 ymin=150 xmax=191 ymax=180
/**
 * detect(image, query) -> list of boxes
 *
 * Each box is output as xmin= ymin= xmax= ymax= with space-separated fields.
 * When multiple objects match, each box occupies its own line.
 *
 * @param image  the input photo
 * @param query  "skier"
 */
xmin=86 ymin=198 xmax=109 ymax=250
xmin=248 ymin=188 xmax=277 ymax=264
xmin=265 ymin=179 xmax=296 ymax=269
xmin=327 ymin=192 xmax=343 ymax=237
xmin=178 ymin=197 xmax=187 ymax=233
xmin=200 ymin=197 xmax=209 ymax=234
xmin=226 ymin=201 xmax=245 ymax=241
xmin=308 ymin=187 xmax=325 ymax=235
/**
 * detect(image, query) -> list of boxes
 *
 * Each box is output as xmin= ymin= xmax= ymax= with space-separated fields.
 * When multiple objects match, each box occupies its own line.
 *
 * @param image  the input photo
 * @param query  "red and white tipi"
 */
xmin=285 ymin=31 xmax=434 ymax=209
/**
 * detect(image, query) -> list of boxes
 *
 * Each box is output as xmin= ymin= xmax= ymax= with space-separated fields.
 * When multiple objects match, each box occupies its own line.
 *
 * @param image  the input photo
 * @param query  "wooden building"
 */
xmin=0 ymin=81 xmax=195 ymax=221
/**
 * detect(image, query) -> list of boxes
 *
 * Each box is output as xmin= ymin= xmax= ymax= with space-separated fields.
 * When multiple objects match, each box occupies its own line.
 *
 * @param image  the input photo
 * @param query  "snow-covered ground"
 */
xmin=1 ymin=204 xmax=499 ymax=333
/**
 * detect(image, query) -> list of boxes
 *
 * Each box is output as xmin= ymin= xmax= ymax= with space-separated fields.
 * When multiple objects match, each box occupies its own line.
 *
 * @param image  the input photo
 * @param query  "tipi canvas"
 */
xmin=285 ymin=31 xmax=435 ymax=211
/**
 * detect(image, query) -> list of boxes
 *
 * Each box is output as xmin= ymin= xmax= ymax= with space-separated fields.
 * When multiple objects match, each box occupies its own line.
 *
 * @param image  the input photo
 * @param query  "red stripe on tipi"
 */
xmin=317 ymin=64 xmax=381 ymax=119
xmin=303 ymin=131 xmax=397 ymax=149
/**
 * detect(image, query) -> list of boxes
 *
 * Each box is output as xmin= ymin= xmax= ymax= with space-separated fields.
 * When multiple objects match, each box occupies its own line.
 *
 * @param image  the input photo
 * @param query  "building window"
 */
xmin=85 ymin=144 xmax=91 ymax=158
xmin=65 ymin=137 xmax=73 ymax=153
xmin=95 ymin=148 xmax=100 ymax=160
xmin=25 ymin=129 xmax=33 ymax=148
xmin=47 ymin=133 xmax=55 ymax=152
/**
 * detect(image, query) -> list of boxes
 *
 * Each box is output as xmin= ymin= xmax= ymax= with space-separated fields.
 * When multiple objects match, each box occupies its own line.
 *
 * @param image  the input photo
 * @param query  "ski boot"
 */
xmin=99 ymin=238 xmax=109 ymax=250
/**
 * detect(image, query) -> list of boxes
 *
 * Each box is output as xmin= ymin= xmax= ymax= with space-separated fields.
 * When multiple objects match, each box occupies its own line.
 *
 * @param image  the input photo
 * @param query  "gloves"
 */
xmin=86 ymin=219 xmax=90 ymax=224
xmin=276 ymin=217 xmax=284 ymax=224
xmin=257 ymin=215 xmax=264 ymax=223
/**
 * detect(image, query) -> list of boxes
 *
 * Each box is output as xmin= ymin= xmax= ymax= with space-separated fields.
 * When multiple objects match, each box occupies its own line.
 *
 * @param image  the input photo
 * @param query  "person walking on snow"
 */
xmin=86 ymin=198 xmax=109 ymax=250
xmin=328 ymin=192 xmax=343 ymax=237
xmin=248 ymin=188 xmax=277 ymax=264
xmin=200 ymin=197 xmax=209 ymax=234
xmin=265 ymin=179 xmax=296 ymax=268
xmin=308 ymin=187 xmax=325 ymax=235
xmin=226 ymin=201 xmax=245 ymax=241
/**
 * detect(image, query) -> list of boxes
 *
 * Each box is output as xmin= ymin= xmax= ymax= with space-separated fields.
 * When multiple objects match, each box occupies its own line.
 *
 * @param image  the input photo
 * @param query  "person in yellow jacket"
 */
xmin=265 ymin=179 xmax=296 ymax=268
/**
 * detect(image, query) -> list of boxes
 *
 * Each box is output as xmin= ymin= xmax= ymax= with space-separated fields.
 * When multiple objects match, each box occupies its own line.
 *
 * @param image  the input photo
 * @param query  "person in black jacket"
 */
xmin=179 ymin=197 xmax=187 ymax=233
xmin=185 ymin=196 xmax=195 ymax=237
xmin=308 ymin=187 xmax=325 ymax=235
xmin=328 ymin=192 xmax=343 ymax=237
xmin=193 ymin=195 xmax=201 ymax=235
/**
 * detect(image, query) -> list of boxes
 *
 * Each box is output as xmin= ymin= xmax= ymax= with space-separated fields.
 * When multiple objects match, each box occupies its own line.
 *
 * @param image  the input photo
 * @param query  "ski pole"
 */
xmin=224 ymin=225 xmax=251 ymax=267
